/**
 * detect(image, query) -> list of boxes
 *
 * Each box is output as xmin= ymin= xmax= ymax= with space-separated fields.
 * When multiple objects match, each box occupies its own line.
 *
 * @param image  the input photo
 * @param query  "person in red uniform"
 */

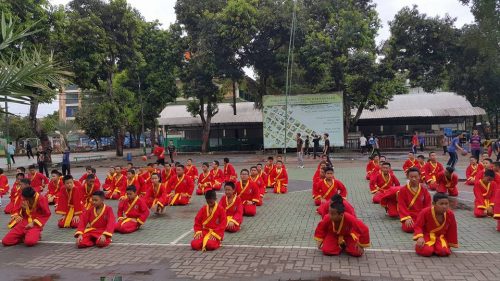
xmin=370 ymin=162 xmax=400 ymax=205
xmin=494 ymin=162 xmax=500 ymax=231
xmin=436 ymin=166 xmax=459 ymax=196
xmin=0 ymin=168 xmax=9 ymax=198
xmin=210 ymin=160 xmax=224 ymax=191
xmin=56 ymin=175 xmax=84 ymax=228
xmin=414 ymin=192 xmax=458 ymax=257
xmin=236 ymin=169 xmax=260 ymax=216
xmin=403 ymin=152 xmax=420 ymax=174
xmin=250 ymin=166 xmax=266 ymax=206
xmin=27 ymin=164 xmax=49 ymax=192
xmin=365 ymin=155 xmax=380 ymax=180
xmin=317 ymin=193 xmax=357 ymax=219
xmin=269 ymin=160 xmax=288 ymax=194
xmin=138 ymin=167 xmax=153 ymax=195
xmin=423 ymin=152 xmax=444 ymax=190
xmin=312 ymin=167 xmax=326 ymax=206
xmin=191 ymin=190 xmax=227 ymax=251
xmin=313 ymin=161 xmax=328 ymax=183
xmin=82 ymin=174 xmax=100 ymax=209
xmin=79 ymin=166 xmax=102 ymax=188
xmin=4 ymin=173 xmax=25 ymax=214
xmin=416 ymin=155 xmax=427 ymax=182
xmin=151 ymin=143 xmax=166 ymax=165
xmin=115 ymin=186 xmax=150 ymax=234
xmin=466 ymin=156 xmax=484 ymax=185
xmin=146 ymin=173 xmax=168 ymax=214
xmin=2 ymin=187 xmax=51 ymax=247
xmin=105 ymin=167 xmax=127 ymax=200
xmin=166 ymin=165 xmax=195 ymax=206
xmin=264 ymin=156 xmax=275 ymax=188
xmin=75 ymin=191 xmax=115 ymax=248
xmin=184 ymin=159 xmax=199 ymax=181
xmin=126 ymin=169 xmax=145 ymax=197
xmin=102 ymin=166 xmax=116 ymax=192
xmin=473 ymin=169 xmax=497 ymax=218
xmin=396 ymin=168 xmax=432 ymax=233
xmin=219 ymin=182 xmax=244 ymax=233
xmin=256 ymin=163 xmax=268 ymax=191
xmin=314 ymin=194 xmax=370 ymax=257
xmin=318 ymin=167 xmax=348 ymax=203
xmin=196 ymin=162 xmax=213 ymax=195
xmin=161 ymin=163 xmax=175 ymax=184
xmin=47 ymin=170 xmax=63 ymax=205
xmin=223 ymin=158 xmax=237 ymax=183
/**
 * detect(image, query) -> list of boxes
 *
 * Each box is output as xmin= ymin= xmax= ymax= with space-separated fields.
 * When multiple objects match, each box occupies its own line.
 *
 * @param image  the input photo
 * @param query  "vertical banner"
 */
xmin=262 ymin=93 xmax=344 ymax=148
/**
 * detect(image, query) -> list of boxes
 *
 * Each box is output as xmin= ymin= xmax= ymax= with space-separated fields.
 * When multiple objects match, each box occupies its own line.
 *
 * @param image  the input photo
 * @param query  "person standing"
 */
xmin=411 ymin=131 xmax=419 ymax=154
xmin=304 ymin=136 xmax=310 ymax=158
xmin=440 ymin=134 xmax=449 ymax=155
xmin=469 ymin=129 xmax=482 ymax=161
xmin=26 ymin=142 xmax=34 ymax=159
xmin=359 ymin=134 xmax=367 ymax=154
xmin=447 ymin=133 xmax=466 ymax=168
xmin=370 ymin=136 xmax=380 ymax=157
xmin=166 ymin=140 xmax=176 ymax=164
xmin=312 ymin=134 xmax=321 ymax=159
xmin=296 ymin=133 xmax=304 ymax=168
xmin=36 ymin=145 xmax=49 ymax=177
xmin=7 ymin=142 xmax=16 ymax=164
xmin=418 ymin=133 xmax=425 ymax=152
xmin=322 ymin=133 xmax=331 ymax=163
xmin=62 ymin=148 xmax=71 ymax=176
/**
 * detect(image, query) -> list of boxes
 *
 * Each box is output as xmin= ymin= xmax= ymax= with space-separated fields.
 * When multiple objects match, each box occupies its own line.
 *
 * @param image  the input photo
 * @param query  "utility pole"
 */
xmin=284 ymin=0 xmax=297 ymax=163
xmin=138 ymin=74 xmax=145 ymax=155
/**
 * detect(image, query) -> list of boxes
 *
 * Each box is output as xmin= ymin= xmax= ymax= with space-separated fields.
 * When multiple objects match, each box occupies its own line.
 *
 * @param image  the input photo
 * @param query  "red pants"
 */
xmin=379 ymin=188 xmax=399 ymax=218
xmin=226 ymin=224 xmax=241 ymax=233
xmin=401 ymin=221 xmax=415 ymax=233
xmin=273 ymin=186 xmax=288 ymax=194
xmin=372 ymin=192 xmax=383 ymax=204
xmin=314 ymin=199 xmax=321 ymax=206
xmin=169 ymin=195 xmax=190 ymax=206
xmin=4 ymin=203 xmax=15 ymax=214
xmin=415 ymin=240 xmax=451 ymax=257
xmin=428 ymin=183 xmax=438 ymax=191
xmin=106 ymin=191 xmax=121 ymax=200
xmin=58 ymin=217 xmax=79 ymax=228
xmin=212 ymin=182 xmax=222 ymax=191
xmin=77 ymin=231 xmax=111 ymax=248
xmin=196 ymin=187 xmax=212 ymax=195
xmin=243 ymin=204 xmax=256 ymax=216
xmin=2 ymin=222 xmax=42 ymax=247
xmin=436 ymin=187 xmax=458 ymax=197
xmin=256 ymin=198 xmax=263 ymax=206
xmin=191 ymin=238 xmax=221 ymax=251
xmin=114 ymin=220 xmax=140 ymax=234
xmin=473 ymin=207 xmax=488 ymax=218
xmin=321 ymin=234 xmax=363 ymax=257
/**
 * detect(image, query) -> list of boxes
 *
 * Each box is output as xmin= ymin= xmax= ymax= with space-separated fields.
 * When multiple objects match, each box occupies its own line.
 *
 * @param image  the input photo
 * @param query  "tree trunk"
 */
xmin=150 ymin=126 xmax=157 ymax=148
xmin=115 ymin=127 xmax=124 ymax=157
xmin=201 ymin=115 xmax=212 ymax=153
xmin=95 ymin=138 xmax=100 ymax=150
xmin=29 ymin=97 xmax=52 ymax=163
xmin=232 ymin=79 xmax=237 ymax=115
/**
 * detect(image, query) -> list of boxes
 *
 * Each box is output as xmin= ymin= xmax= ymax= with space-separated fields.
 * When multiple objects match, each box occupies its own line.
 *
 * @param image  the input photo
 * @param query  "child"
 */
xmin=236 ymin=169 xmax=260 ymax=216
xmin=191 ymin=190 xmax=227 ymax=251
xmin=115 ymin=186 xmax=149 ymax=234
xmin=269 ymin=160 xmax=288 ymax=194
xmin=466 ymin=156 xmax=484 ymax=185
xmin=219 ymin=182 xmax=243 ymax=233
xmin=314 ymin=195 xmax=370 ymax=257
xmin=473 ymin=169 xmax=496 ymax=218
xmin=196 ymin=163 xmax=213 ymax=195
xmin=75 ymin=191 xmax=115 ymax=248
xmin=146 ymin=173 xmax=168 ymax=214
xmin=414 ymin=192 xmax=458 ymax=257
xmin=436 ymin=166 xmax=459 ymax=196
xmin=56 ymin=175 xmax=84 ymax=228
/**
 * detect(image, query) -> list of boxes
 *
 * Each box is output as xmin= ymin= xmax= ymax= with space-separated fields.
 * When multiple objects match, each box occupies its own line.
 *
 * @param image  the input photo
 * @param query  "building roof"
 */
xmin=157 ymin=102 xmax=262 ymax=126
xmin=355 ymin=92 xmax=486 ymax=120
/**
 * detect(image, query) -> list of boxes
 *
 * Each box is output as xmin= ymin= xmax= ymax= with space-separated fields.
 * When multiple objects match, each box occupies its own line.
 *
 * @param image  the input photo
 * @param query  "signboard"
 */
xmin=263 ymin=93 xmax=344 ymax=148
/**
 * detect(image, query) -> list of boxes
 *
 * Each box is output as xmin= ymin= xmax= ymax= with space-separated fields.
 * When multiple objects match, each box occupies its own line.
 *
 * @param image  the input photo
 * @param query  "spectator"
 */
xmin=7 ymin=142 xmax=15 ymax=164
xmin=26 ymin=141 xmax=34 ymax=159
xmin=368 ymin=134 xmax=375 ymax=152
xmin=304 ymin=136 xmax=310 ymax=158
xmin=371 ymin=136 xmax=381 ymax=157
xmin=62 ymin=147 xmax=71 ymax=176
xmin=418 ymin=133 xmax=425 ymax=152
xmin=469 ymin=129 xmax=481 ymax=160
xmin=296 ymin=133 xmax=304 ymax=168
xmin=166 ymin=140 xmax=176 ymax=164
xmin=359 ymin=134 xmax=367 ymax=154
xmin=411 ymin=131 xmax=419 ymax=154
xmin=36 ymin=145 xmax=49 ymax=177
xmin=440 ymin=134 xmax=449 ymax=155
xmin=447 ymin=133 xmax=466 ymax=168
xmin=312 ymin=134 xmax=321 ymax=159
xmin=322 ymin=133 xmax=331 ymax=164
xmin=495 ymin=139 xmax=500 ymax=162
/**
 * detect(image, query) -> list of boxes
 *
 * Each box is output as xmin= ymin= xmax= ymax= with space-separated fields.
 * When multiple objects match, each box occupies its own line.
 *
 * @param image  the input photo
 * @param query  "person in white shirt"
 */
xmin=359 ymin=135 xmax=367 ymax=154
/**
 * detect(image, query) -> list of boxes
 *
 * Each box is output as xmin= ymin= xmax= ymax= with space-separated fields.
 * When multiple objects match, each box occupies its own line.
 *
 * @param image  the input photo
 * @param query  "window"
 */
xmin=66 ymin=106 xmax=79 ymax=118
xmin=66 ymin=93 xmax=79 ymax=105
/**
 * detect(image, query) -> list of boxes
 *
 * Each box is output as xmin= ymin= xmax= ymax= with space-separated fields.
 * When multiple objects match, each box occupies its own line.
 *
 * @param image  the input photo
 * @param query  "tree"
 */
xmin=65 ymin=0 xmax=142 ymax=156
xmin=75 ymin=97 xmax=112 ymax=150
xmin=55 ymin=120 xmax=78 ymax=150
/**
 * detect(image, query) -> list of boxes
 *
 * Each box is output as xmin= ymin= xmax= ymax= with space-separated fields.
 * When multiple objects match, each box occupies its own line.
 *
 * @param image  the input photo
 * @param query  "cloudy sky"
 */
xmin=19 ymin=0 xmax=474 ymax=117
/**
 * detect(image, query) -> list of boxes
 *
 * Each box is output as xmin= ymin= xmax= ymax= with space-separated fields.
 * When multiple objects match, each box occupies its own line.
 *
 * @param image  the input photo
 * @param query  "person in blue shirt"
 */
xmin=62 ymin=147 xmax=71 ymax=176
xmin=447 ymin=133 xmax=466 ymax=168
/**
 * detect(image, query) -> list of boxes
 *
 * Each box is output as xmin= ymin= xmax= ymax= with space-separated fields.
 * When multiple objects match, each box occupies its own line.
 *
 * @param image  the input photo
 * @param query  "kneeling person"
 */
xmin=397 ymin=168 xmax=432 ymax=233
xmin=115 ymin=186 xmax=150 ymax=234
xmin=191 ymin=190 xmax=226 ymax=251
xmin=75 ymin=191 xmax=115 ymax=248
xmin=220 ymin=182 xmax=243 ymax=232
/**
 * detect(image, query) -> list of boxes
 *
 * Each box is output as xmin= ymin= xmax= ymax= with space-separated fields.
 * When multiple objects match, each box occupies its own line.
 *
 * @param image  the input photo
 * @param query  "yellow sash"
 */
xmin=84 ymin=205 xmax=107 ymax=233
xmin=478 ymin=180 xmax=493 ymax=209
xmin=332 ymin=215 xmax=345 ymax=245
xmin=124 ymin=196 xmax=139 ymax=216
xmin=113 ymin=175 xmax=124 ymax=194
xmin=407 ymin=184 xmax=422 ymax=209
xmin=63 ymin=188 xmax=75 ymax=228
xmin=275 ymin=169 xmax=283 ymax=193
xmin=322 ymin=179 xmax=336 ymax=199
xmin=425 ymin=207 xmax=447 ymax=247
xmin=201 ymin=203 xmax=221 ymax=251
xmin=170 ymin=175 xmax=186 ymax=205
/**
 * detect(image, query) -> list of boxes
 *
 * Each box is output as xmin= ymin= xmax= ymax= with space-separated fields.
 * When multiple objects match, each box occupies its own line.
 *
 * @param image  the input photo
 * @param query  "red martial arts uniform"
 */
xmin=269 ymin=167 xmax=288 ymax=194
xmin=316 ymin=198 xmax=356 ymax=218
xmin=236 ymin=180 xmax=260 ymax=216
xmin=210 ymin=168 xmax=224 ymax=191
xmin=403 ymin=159 xmax=421 ymax=174
xmin=423 ymin=161 xmax=444 ymax=190
xmin=146 ymin=182 xmax=168 ymax=209
xmin=127 ymin=176 xmax=145 ymax=197
xmin=138 ymin=172 xmax=152 ymax=197
xmin=413 ymin=206 xmax=458 ymax=257
xmin=47 ymin=176 xmax=63 ymax=204
xmin=436 ymin=172 xmax=459 ymax=196
xmin=102 ymin=173 xmax=115 ymax=191
xmin=4 ymin=182 xmax=21 ymax=214
xmin=312 ymin=178 xmax=324 ymax=206
xmin=161 ymin=168 xmax=175 ymax=184
xmin=219 ymin=195 xmax=243 ymax=233
xmin=196 ymin=172 xmax=213 ymax=195
xmin=115 ymin=196 xmax=149 ymax=234
xmin=494 ymin=178 xmax=500 ymax=231
xmin=28 ymin=172 xmax=49 ymax=192
xmin=365 ymin=160 xmax=380 ymax=180
xmin=370 ymin=171 xmax=400 ymax=204
xmin=264 ymin=164 xmax=275 ymax=187
xmin=56 ymin=184 xmax=85 ymax=228
xmin=191 ymin=203 xmax=227 ymax=251
xmin=223 ymin=163 xmax=237 ymax=183
xmin=81 ymin=180 xmax=101 ymax=210
xmin=185 ymin=165 xmax=199 ymax=181
xmin=79 ymin=174 xmax=102 ymax=189
xmin=318 ymin=179 xmax=348 ymax=202
xmin=250 ymin=175 xmax=266 ymax=206
xmin=314 ymin=213 xmax=370 ymax=257
xmin=2 ymin=192 xmax=51 ymax=247
xmin=397 ymin=184 xmax=432 ymax=233
xmin=106 ymin=174 xmax=127 ymax=200
xmin=466 ymin=163 xmax=484 ymax=186
xmin=166 ymin=175 xmax=195 ymax=206
xmin=75 ymin=204 xmax=115 ymax=248
xmin=0 ymin=174 xmax=9 ymax=196
xmin=473 ymin=179 xmax=497 ymax=218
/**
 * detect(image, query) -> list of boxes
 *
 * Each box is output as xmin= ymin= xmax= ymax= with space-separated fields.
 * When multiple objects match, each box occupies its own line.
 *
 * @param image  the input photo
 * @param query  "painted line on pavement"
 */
xmin=33 ymin=240 xmax=500 ymax=255
xmin=170 ymin=230 xmax=193 ymax=245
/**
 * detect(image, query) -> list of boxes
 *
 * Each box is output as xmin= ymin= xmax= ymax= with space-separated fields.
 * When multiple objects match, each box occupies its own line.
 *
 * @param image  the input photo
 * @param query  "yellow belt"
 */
xmin=63 ymin=207 xmax=75 ymax=228
xmin=426 ymin=233 xmax=447 ymax=248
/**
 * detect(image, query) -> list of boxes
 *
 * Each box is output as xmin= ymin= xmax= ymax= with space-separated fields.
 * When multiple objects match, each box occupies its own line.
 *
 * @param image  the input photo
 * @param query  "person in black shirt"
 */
xmin=304 ymin=136 xmax=310 ymax=158
xmin=166 ymin=140 xmax=176 ymax=164
xmin=312 ymin=134 xmax=321 ymax=159
xmin=323 ymin=133 xmax=331 ymax=164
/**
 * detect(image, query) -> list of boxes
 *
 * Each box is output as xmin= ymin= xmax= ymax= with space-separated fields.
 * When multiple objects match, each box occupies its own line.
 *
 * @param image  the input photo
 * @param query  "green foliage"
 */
xmin=40 ymin=111 xmax=59 ymax=134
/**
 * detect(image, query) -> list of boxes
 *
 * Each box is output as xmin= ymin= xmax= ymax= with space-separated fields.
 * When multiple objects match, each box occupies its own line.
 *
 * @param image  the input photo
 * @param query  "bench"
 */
xmin=73 ymin=155 xmax=106 ymax=162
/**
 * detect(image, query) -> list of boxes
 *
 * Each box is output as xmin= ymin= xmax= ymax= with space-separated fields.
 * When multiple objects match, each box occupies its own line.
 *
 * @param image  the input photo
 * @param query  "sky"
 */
xmin=19 ymin=0 xmax=474 ymax=117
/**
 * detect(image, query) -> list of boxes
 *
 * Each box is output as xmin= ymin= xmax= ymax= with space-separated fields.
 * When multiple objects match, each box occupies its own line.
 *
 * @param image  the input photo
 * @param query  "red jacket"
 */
xmin=235 ymin=180 xmax=260 ymax=204
xmin=436 ymin=172 xmax=458 ymax=193
xmin=9 ymin=192 xmax=51 ymax=229
xmin=117 ymin=196 xmax=149 ymax=225
xmin=314 ymin=213 xmax=370 ymax=248
xmin=0 ymin=174 xmax=9 ymax=195
xmin=223 ymin=163 xmax=237 ymax=183
xmin=370 ymin=172 xmax=400 ymax=193
xmin=75 ymin=204 xmax=115 ymax=238
xmin=423 ymin=161 xmax=444 ymax=183
xmin=413 ymin=207 xmax=458 ymax=248
xmin=193 ymin=203 xmax=227 ymax=250
xmin=185 ymin=165 xmax=199 ymax=181
xmin=146 ymin=182 xmax=168 ymax=208
xmin=397 ymin=184 xmax=432 ymax=222
xmin=28 ymin=172 xmax=49 ymax=192
xmin=403 ymin=159 xmax=421 ymax=173
xmin=219 ymin=195 xmax=243 ymax=227
xmin=56 ymin=184 xmax=85 ymax=223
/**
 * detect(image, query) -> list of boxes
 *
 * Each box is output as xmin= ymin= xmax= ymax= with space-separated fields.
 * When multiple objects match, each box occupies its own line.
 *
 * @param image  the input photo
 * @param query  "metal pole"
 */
xmin=284 ymin=0 xmax=297 ymax=163
xmin=138 ymin=74 xmax=145 ymax=154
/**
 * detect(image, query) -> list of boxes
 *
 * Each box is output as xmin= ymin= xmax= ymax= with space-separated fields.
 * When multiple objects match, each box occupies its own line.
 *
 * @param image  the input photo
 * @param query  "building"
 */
xmin=58 ymin=85 xmax=82 ymax=121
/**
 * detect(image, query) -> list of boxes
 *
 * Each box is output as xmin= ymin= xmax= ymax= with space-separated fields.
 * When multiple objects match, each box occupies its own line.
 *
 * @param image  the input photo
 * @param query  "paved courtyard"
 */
xmin=0 ymin=152 xmax=499 ymax=281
